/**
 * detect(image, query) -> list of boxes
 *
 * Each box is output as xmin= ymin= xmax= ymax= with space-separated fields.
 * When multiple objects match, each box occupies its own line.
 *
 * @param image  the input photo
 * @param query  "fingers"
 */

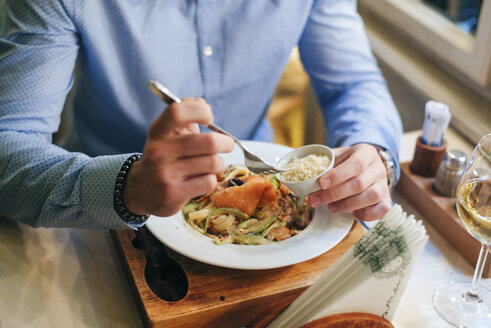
xmin=317 ymin=145 xmax=378 ymax=189
xmin=308 ymin=143 xmax=393 ymax=221
xmin=151 ymin=154 xmax=225 ymax=182
xmin=139 ymin=172 xmax=220 ymax=217
xmin=312 ymin=160 xmax=386 ymax=204
xmin=353 ymin=198 xmax=392 ymax=221
xmin=144 ymin=132 xmax=235 ymax=162
xmin=159 ymin=173 xmax=223 ymax=216
xmin=149 ymin=98 xmax=213 ymax=139
xmin=327 ymin=180 xmax=391 ymax=220
xmin=123 ymin=96 xmax=237 ymax=217
xmin=124 ymin=156 xmax=223 ymax=217
xmin=179 ymin=174 xmax=220 ymax=198
xmin=185 ymin=97 xmax=206 ymax=103
xmin=157 ymin=173 xmax=220 ymax=216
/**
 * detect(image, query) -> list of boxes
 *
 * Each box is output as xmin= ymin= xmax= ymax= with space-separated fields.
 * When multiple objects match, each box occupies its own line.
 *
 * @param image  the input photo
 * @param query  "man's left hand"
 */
xmin=308 ymin=143 xmax=392 ymax=221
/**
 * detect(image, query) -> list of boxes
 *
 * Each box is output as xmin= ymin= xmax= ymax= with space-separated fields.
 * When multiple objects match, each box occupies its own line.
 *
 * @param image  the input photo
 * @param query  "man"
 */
xmin=0 ymin=0 xmax=402 ymax=230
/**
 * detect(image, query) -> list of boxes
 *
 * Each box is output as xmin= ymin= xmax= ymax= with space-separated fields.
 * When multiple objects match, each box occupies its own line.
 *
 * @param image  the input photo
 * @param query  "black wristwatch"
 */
xmin=113 ymin=154 xmax=149 ymax=225
xmin=376 ymin=147 xmax=396 ymax=189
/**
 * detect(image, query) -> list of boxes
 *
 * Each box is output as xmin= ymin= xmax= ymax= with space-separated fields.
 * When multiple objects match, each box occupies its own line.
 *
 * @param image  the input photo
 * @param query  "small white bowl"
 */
xmin=276 ymin=144 xmax=335 ymax=198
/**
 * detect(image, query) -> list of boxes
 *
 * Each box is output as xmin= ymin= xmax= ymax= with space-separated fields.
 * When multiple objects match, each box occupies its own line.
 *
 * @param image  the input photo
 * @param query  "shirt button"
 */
xmin=202 ymin=45 xmax=214 ymax=56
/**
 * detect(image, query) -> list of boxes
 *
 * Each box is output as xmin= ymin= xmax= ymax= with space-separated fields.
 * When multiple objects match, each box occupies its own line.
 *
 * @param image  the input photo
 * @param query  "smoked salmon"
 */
xmin=211 ymin=176 xmax=266 ymax=216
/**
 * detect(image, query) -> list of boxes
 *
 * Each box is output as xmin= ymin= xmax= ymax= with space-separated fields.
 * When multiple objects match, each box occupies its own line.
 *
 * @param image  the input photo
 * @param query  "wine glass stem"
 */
xmin=466 ymin=243 xmax=491 ymax=302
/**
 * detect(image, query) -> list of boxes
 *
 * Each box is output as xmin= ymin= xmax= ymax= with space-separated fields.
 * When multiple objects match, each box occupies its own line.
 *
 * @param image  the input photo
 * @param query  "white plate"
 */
xmin=146 ymin=141 xmax=354 ymax=270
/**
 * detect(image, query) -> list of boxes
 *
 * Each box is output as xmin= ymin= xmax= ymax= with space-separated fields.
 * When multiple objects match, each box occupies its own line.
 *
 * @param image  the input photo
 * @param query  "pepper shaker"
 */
xmin=432 ymin=150 xmax=467 ymax=197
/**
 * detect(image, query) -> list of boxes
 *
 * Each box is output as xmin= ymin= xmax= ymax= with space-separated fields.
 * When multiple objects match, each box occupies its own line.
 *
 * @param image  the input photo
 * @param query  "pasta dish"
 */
xmin=182 ymin=165 xmax=312 ymax=245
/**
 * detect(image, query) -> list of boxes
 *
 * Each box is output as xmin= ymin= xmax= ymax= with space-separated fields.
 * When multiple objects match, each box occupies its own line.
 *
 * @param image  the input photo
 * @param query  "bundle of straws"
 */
xmin=268 ymin=204 xmax=428 ymax=328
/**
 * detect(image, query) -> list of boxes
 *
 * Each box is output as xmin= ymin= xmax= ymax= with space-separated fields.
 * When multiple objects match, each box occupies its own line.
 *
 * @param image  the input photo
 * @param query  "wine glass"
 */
xmin=433 ymin=133 xmax=491 ymax=327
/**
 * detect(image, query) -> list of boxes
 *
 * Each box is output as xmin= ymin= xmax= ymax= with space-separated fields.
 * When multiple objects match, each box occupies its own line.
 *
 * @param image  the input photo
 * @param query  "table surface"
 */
xmin=1 ymin=129 xmax=488 ymax=328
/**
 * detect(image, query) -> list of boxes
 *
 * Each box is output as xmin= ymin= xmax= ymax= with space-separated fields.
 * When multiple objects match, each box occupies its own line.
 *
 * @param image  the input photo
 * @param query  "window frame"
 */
xmin=359 ymin=0 xmax=491 ymax=87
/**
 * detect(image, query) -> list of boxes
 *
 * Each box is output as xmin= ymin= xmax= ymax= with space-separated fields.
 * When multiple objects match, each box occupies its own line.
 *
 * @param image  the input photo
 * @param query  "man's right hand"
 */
xmin=123 ymin=98 xmax=235 ymax=217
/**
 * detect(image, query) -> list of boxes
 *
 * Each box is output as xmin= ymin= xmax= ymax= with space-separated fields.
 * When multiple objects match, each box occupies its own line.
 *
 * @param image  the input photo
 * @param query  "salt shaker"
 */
xmin=433 ymin=150 xmax=467 ymax=197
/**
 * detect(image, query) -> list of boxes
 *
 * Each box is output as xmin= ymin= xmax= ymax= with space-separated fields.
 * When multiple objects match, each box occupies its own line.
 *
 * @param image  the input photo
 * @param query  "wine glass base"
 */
xmin=433 ymin=281 xmax=491 ymax=327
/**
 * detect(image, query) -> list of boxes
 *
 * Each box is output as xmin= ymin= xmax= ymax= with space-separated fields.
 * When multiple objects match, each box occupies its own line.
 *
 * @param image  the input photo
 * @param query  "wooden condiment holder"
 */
xmin=396 ymin=162 xmax=491 ymax=277
xmin=111 ymin=222 xmax=364 ymax=328
xmin=409 ymin=137 xmax=447 ymax=177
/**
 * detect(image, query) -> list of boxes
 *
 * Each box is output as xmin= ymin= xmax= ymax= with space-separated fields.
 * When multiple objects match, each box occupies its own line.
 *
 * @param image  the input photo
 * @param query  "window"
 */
xmin=359 ymin=0 xmax=491 ymax=87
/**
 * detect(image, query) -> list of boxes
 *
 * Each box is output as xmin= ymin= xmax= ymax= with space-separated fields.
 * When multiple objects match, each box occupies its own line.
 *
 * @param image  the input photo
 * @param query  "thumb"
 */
xmin=149 ymin=99 xmax=214 ymax=139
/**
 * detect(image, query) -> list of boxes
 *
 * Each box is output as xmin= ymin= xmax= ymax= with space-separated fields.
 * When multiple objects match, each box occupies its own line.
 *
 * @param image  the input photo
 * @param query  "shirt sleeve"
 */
xmin=298 ymin=0 xmax=403 ymax=181
xmin=0 ymin=0 xmax=130 ymax=229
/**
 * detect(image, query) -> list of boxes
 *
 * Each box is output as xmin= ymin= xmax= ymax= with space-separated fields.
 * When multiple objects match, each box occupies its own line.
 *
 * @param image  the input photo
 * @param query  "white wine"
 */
xmin=457 ymin=178 xmax=491 ymax=244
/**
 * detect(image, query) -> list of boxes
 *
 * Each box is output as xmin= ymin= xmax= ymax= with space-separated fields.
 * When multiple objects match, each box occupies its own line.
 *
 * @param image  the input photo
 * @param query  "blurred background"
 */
xmin=55 ymin=0 xmax=491 ymax=154
xmin=266 ymin=0 xmax=490 ymax=150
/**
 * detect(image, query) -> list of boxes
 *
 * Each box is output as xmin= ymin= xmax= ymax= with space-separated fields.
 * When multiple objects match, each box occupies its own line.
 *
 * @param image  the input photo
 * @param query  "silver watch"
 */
xmin=377 ymin=148 xmax=396 ymax=189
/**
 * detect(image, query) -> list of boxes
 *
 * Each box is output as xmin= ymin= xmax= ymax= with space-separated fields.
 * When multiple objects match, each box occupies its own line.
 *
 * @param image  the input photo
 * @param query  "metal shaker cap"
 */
xmin=433 ymin=150 xmax=467 ymax=197
xmin=444 ymin=150 xmax=467 ymax=170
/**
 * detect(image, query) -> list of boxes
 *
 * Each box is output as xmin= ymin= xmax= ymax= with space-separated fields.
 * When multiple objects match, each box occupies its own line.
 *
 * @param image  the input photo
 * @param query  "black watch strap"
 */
xmin=113 ymin=154 xmax=149 ymax=225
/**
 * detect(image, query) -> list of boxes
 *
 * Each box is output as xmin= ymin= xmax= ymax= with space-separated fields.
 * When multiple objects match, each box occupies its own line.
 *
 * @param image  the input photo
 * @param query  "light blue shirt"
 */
xmin=0 ymin=0 xmax=402 ymax=229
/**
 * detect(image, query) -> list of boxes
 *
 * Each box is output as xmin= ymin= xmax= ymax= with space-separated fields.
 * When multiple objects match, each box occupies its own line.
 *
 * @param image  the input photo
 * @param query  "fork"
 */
xmin=148 ymin=80 xmax=286 ymax=175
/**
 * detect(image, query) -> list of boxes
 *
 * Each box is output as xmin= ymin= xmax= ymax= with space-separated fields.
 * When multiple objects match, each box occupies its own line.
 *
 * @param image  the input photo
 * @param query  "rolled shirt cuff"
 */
xmin=81 ymin=153 xmax=143 ymax=230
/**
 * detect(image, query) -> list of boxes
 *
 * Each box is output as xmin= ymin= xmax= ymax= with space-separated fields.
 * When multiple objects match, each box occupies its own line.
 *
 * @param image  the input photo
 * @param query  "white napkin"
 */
xmin=268 ymin=204 xmax=428 ymax=328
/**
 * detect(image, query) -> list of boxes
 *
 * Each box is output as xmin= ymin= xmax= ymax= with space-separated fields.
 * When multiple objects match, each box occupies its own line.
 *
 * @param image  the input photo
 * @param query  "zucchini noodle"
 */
xmin=182 ymin=165 xmax=312 ymax=245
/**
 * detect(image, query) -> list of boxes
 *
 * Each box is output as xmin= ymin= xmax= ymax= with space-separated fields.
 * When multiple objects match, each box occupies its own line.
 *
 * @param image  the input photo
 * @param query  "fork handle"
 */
xmin=149 ymin=80 xmax=242 ymax=144
xmin=206 ymin=123 xmax=242 ymax=145
xmin=149 ymin=80 xmax=181 ymax=104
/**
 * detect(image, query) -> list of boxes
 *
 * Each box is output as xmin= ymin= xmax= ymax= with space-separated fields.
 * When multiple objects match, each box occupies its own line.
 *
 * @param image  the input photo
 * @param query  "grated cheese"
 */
xmin=280 ymin=153 xmax=330 ymax=182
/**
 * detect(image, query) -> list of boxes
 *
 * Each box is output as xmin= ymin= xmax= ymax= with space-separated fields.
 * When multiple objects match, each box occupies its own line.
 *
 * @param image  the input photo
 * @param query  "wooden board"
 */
xmin=111 ymin=222 xmax=364 ymax=328
xmin=396 ymin=162 xmax=491 ymax=277
xmin=300 ymin=312 xmax=394 ymax=328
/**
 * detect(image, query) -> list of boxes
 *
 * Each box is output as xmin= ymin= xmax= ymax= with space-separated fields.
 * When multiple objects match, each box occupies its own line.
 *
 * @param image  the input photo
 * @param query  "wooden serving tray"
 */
xmin=111 ymin=222 xmax=364 ymax=328
xmin=396 ymin=162 xmax=491 ymax=277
